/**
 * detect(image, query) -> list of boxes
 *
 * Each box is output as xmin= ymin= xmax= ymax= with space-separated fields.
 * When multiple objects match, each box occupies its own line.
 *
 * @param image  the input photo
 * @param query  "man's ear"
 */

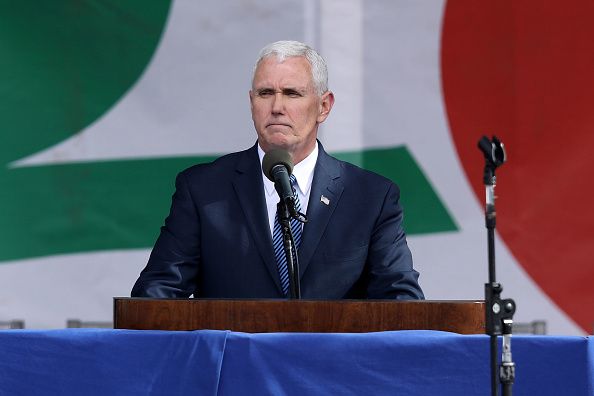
xmin=317 ymin=91 xmax=335 ymax=123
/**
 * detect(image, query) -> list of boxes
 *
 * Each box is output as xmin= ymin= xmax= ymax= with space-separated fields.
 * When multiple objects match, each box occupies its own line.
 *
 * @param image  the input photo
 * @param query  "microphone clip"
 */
xmin=282 ymin=196 xmax=307 ymax=223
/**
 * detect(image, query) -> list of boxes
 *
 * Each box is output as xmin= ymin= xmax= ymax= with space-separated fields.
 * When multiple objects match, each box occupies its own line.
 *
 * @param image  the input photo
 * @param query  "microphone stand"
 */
xmin=478 ymin=136 xmax=516 ymax=396
xmin=276 ymin=200 xmax=305 ymax=299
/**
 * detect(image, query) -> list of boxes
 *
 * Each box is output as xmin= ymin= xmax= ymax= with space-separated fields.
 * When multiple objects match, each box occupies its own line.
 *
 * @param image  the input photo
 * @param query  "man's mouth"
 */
xmin=267 ymin=122 xmax=290 ymax=128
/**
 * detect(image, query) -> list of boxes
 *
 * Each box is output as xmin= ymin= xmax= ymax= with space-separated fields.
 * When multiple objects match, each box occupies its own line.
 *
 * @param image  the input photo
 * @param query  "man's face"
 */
xmin=250 ymin=56 xmax=334 ymax=164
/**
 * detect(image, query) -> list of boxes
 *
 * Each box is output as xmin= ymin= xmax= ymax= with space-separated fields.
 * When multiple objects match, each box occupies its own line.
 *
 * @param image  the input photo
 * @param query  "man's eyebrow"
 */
xmin=282 ymin=87 xmax=307 ymax=93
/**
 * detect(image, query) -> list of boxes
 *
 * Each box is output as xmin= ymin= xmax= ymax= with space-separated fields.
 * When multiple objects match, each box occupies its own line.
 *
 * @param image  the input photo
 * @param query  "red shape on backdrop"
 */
xmin=441 ymin=0 xmax=594 ymax=333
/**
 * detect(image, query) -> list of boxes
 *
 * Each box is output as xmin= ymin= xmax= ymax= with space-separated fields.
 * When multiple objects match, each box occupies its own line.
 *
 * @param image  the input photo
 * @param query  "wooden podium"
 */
xmin=114 ymin=298 xmax=485 ymax=334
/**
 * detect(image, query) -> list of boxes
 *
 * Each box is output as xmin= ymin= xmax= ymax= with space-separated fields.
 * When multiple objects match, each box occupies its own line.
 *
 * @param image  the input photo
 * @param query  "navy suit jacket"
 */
xmin=132 ymin=143 xmax=424 ymax=299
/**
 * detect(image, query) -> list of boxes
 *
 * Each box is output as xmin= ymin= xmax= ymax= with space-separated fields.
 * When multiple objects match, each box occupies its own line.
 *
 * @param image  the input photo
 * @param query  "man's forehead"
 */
xmin=252 ymin=57 xmax=313 ymax=89
xmin=252 ymin=81 xmax=310 ymax=90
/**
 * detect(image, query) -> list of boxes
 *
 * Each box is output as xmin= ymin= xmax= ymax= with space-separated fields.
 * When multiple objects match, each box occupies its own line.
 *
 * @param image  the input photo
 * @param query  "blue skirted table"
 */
xmin=0 ymin=329 xmax=592 ymax=395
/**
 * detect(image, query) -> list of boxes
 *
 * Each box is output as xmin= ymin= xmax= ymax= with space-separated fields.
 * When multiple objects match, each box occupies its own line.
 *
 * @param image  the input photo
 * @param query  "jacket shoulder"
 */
xmin=178 ymin=147 xmax=255 ymax=181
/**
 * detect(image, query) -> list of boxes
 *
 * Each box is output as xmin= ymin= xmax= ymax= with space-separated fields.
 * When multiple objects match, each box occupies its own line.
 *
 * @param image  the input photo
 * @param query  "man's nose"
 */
xmin=271 ymin=92 xmax=285 ymax=113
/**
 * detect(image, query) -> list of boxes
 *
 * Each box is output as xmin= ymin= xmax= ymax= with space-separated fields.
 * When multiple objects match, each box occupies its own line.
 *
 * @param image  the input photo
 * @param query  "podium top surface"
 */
xmin=114 ymin=298 xmax=485 ymax=334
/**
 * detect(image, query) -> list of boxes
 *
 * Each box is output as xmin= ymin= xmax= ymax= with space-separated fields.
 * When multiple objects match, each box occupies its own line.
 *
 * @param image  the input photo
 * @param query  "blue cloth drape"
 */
xmin=0 ymin=329 xmax=591 ymax=395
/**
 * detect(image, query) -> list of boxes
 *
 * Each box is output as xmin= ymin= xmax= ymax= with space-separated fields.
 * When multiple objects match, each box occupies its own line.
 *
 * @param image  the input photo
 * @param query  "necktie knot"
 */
xmin=289 ymin=174 xmax=297 ymax=193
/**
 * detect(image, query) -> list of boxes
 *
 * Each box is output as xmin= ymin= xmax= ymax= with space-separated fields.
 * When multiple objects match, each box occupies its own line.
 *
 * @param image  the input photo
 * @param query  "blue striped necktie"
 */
xmin=272 ymin=174 xmax=303 ymax=296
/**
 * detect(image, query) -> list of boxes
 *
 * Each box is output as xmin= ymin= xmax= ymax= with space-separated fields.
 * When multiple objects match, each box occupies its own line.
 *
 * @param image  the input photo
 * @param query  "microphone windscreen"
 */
xmin=262 ymin=149 xmax=293 ymax=182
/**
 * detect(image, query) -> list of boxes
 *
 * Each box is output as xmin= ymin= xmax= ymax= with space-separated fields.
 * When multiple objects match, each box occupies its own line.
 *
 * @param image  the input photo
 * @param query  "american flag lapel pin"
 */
xmin=320 ymin=195 xmax=330 ymax=205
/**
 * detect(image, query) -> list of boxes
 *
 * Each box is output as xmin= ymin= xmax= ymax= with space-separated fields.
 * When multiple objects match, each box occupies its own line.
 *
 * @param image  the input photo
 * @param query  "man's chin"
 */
xmin=260 ymin=133 xmax=294 ymax=150
xmin=258 ymin=138 xmax=295 ymax=155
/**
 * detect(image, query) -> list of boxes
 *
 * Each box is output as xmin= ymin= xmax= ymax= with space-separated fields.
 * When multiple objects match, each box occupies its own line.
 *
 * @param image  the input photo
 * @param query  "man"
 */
xmin=132 ymin=40 xmax=424 ymax=300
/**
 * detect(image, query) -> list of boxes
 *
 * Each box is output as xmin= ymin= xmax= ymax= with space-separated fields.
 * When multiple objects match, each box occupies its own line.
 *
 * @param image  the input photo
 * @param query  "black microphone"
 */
xmin=262 ymin=149 xmax=294 ymax=205
xmin=262 ymin=149 xmax=307 ymax=223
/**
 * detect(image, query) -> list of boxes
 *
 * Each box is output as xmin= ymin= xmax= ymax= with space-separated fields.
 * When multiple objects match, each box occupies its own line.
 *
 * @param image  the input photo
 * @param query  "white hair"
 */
xmin=253 ymin=40 xmax=329 ymax=96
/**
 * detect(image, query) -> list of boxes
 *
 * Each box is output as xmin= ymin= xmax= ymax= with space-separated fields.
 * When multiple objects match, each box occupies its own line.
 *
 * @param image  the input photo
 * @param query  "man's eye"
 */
xmin=285 ymin=91 xmax=302 ymax=98
xmin=257 ymin=90 xmax=274 ymax=97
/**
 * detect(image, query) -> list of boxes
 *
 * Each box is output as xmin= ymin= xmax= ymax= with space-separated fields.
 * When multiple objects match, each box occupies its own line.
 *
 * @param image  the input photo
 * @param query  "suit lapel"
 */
xmin=232 ymin=145 xmax=283 ymax=293
xmin=298 ymin=145 xmax=344 ymax=277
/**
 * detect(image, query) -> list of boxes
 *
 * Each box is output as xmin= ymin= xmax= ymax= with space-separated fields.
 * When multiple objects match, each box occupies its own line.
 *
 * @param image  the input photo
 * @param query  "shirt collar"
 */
xmin=258 ymin=142 xmax=318 ymax=197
